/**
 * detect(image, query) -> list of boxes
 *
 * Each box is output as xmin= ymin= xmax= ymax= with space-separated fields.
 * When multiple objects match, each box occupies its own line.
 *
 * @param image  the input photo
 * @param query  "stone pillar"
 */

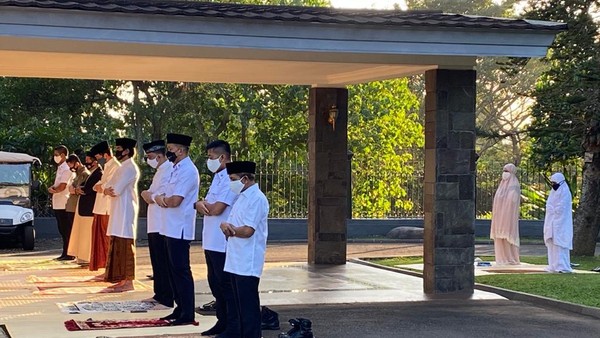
xmin=308 ymin=87 xmax=348 ymax=265
xmin=423 ymin=69 xmax=477 ymax=294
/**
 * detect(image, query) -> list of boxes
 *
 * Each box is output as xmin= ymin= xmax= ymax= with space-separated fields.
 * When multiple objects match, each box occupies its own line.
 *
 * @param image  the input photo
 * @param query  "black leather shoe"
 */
xmin=169 ymin=318 xmax=196 ymax=326
xmin=202 ymin=300 xmax=216 ymax=311
xmin=160 ymin=312 xmax=179 ymax=321
xmin=57 ymin=255 xmax=75 ymax=261
xmin=201 ymin=324 xmax=226 ymax=336
xmin=261 ymin=306 xmax=280 ymax=330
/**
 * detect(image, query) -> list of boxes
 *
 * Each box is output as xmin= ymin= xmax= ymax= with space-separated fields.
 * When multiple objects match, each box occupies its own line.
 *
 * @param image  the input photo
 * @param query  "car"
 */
xmin=0 ymin=151 xmax=41 ymax=250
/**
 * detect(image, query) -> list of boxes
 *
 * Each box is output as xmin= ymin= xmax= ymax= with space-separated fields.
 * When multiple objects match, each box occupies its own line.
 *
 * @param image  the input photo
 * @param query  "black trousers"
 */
xmin=54 ymin=209 xmax=72 ymax=257
xmin=231 ymin=273 xmax=261 ymax=338
xmin=205 ymin=250 xmax=240 ymax=335
xmin=165 ymin=236 xmax=195 ymax=321
xmin=148 ymin=232 xmax=174 ymax=307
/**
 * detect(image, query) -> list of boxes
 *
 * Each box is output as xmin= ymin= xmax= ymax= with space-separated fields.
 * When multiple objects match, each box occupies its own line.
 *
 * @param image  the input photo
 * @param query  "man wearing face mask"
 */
xmin=220 ymin=161 xmax=269 ymax=338
xmin=65 ymin=154 xmax=90 ymax=264
xmin=140 ymin=140 xmax=174 ymax=307
xmin=103 ymin=137 xmax=141 ymax=290
xmin=154 ymin=133 xmax=199 ymax=326
xmin=68 ymin=152 xmax=102 ymax=265
xmin=48 ymin=145 xmax=75 ymax=261
xmin=194 ymin=140 xmax=239 ymax=337
xmin=544 ymin=172 xmax=573 ymax=273
xmin=89 ymin=141 xmax=120 ymax=274
xmin=490 ymin=163 xmax=521 ymax=265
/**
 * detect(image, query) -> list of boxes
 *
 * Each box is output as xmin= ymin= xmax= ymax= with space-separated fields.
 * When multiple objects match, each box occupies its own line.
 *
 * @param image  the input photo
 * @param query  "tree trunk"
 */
xmin=572 ymin=152 xmax=600 ymax=256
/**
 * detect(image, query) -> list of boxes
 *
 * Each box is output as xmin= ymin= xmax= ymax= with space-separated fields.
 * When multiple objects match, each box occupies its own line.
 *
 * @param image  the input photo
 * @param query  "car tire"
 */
xmin=22 ymin=225 xmax=35 ymax=251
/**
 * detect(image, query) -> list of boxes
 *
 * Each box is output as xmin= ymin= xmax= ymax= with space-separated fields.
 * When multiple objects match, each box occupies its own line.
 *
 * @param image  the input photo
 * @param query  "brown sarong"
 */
xmin=89 ymin=214 xmax=110 ymax=271
xmin=104 ymin=236 xmax=136 ymax=283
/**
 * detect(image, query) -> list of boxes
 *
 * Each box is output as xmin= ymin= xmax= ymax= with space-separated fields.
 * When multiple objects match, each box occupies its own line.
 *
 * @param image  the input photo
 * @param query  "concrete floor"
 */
xmin=1 ymin=242 xmax=598 ymax=338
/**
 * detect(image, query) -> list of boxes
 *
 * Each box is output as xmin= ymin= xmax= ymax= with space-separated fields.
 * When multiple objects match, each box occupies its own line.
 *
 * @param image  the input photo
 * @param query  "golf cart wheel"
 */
xmin=22 ymin=225 xmax=35 ymax=251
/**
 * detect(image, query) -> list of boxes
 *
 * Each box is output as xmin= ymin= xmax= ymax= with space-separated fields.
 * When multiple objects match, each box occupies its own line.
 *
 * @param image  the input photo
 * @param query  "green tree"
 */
xmin=348 ymin=79 xmax=422 ymax=217
xmin=525 ymin=0 xmax=600 ymax=255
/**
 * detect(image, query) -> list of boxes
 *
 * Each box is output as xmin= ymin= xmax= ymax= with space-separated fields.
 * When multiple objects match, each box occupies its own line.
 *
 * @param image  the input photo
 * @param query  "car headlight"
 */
xmin=20 ymin=212 xmax=33 ymax=223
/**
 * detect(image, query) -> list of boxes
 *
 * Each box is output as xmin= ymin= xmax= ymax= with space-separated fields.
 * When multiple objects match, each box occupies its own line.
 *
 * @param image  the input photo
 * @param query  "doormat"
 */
xmin=0 ymin=324 xmax=12 ymax=338
xmin=35 ymin=280 xmax=151 ymax=295
xmin=64 ymin=318 xmax=198 ymax=331
xmin=58 ymin=300 xmax=170 ymax=314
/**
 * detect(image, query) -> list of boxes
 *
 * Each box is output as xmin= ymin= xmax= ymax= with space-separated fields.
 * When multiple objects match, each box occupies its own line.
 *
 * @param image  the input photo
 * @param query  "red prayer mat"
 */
xmin=64 ymin=318 xmax=198 ymax=331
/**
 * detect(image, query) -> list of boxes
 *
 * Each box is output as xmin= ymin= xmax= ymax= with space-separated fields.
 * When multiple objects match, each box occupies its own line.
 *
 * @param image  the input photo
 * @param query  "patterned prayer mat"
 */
xmin=0 ymin=324 xmax=12 ymax=338
xmin=64 ymin=318 xmax=198 ymax=331
xmin=57 ymin=300 xmax=170 ymax=314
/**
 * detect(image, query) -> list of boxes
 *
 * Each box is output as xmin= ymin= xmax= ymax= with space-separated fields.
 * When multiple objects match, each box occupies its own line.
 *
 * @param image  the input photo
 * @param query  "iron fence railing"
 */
xmin=32 ymin=153 xmax=580 ymax=220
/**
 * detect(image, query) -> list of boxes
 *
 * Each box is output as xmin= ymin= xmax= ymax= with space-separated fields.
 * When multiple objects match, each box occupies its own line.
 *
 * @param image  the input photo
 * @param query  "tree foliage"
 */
xmin=524 ymin=0 xmax=600 ymax=255
xmin=348 ymin=79 xmax=422 ymax=217
xmin=0 ymin=0 xmax=430 ymax=219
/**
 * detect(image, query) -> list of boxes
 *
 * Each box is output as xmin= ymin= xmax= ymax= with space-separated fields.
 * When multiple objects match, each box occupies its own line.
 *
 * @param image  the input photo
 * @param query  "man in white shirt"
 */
xmin=140 ymin=140 xmax=174 ymax=307
xmin=220 ymin=161 xmax=269 ymax=338
xmin=103 ymin=137 xmax=140 ymax=291
xmin=48 ymin=145 xmax=75 ymax=261
xmin=154 ymin=133 xmax=199 ymax=326
xmin=89 ymin=141 xmax=120 ymax=274
xmin=194 ymin=140 xmax=238 ymax=337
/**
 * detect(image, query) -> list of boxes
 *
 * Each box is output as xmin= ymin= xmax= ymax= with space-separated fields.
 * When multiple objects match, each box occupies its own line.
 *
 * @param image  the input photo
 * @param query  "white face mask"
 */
xmin=146 ymin=157 xmax=159 ymax=169
xmin=502 ymin=172 xmax=511 ymax=180
xmin=53 ymin=155 xmax=62 ymax=164
xmin=229 ymin=178 xmax=245 ymax=195
xmin=206 ymin=156 xmax=221 ymax=173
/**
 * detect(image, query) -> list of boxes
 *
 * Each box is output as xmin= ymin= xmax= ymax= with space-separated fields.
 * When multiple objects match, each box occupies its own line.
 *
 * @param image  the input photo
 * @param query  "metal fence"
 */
xmin=33 ymin=153 xmax=580 ymax=220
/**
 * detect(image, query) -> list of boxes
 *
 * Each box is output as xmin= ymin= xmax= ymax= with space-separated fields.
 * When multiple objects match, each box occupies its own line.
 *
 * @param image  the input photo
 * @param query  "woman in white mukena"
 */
xmin=490 ymin=163 xmax=521 ymax=265
xmin=543 ymin=172 xmax=573 ymax=273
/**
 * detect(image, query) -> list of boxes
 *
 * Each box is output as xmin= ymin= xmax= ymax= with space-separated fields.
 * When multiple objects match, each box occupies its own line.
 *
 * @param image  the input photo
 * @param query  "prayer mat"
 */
xmin=27 ymin=275 xmax=96 ymax=283
xmin=481 ymin=269 xmax=547 ymax=274
xmin=0 ymin=324 xmax=12 ymax=338
xmin=0 ymin=259 xmax=78 ymax=271
xmin=35 ymin=280 xmax=151 ymax=295
xmin=97 ymin=333 xmax=202 ymax=338
xmin=57 ymin=300 xmax=169 ymax=314
xmin=64 ymin=318 xmax=198 ymax=331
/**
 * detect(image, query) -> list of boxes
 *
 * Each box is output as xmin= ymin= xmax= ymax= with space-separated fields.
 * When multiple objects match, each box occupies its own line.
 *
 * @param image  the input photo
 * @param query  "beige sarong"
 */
xmin=67 ymin=212 xmax=93 ymax=262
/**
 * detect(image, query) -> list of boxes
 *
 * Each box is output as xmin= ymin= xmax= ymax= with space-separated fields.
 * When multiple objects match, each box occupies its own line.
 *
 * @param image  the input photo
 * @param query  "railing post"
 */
xmin=347 ymin=150 xmax=353 ymax=219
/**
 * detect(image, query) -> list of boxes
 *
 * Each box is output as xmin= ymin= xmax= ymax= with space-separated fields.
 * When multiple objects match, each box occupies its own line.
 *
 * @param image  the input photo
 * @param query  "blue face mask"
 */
xmin=552 ymin=182 xmax=561 ymax=191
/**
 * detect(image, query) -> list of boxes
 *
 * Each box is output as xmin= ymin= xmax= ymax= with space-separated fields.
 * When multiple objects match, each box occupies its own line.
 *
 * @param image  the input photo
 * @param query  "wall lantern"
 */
xmin=326 ymin=105 xmax=339 ymax=131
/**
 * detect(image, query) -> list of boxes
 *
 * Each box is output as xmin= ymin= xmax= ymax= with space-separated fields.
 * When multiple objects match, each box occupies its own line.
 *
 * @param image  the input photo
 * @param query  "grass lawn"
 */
xmin=368 ymin=255 xmax=600 ymax=308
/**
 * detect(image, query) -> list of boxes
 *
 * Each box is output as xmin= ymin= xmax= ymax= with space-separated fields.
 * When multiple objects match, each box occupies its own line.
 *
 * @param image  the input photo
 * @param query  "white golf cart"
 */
xmin=0 ymin=151 xmax=41 ymax=250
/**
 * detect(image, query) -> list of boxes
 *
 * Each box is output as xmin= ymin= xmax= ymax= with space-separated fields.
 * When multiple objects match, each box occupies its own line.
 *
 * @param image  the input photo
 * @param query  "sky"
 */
xmin=330 ymin=0 xmax=507 ymax=11
xmin=329 ymin=0 xmax=407 ymax=10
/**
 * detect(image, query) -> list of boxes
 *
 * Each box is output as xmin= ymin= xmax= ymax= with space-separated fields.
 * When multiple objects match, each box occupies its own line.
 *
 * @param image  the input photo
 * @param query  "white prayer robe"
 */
xmin=105 ymin=158 xmax=140 ymax=239
xmin=92 ymin=157 xmax=121 ymax=215
xmin=490 ymin=163 xmax=521 ymax=265
xmin=543 ymin=173 xmax=573 ymax=273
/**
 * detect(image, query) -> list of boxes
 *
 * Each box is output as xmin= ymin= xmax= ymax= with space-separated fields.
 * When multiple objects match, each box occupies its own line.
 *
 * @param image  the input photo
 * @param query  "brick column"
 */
xmin=308 ymin=87 xmax=348 ymax=264
xmin=423 ymin=69 xmax=477 ymax=294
